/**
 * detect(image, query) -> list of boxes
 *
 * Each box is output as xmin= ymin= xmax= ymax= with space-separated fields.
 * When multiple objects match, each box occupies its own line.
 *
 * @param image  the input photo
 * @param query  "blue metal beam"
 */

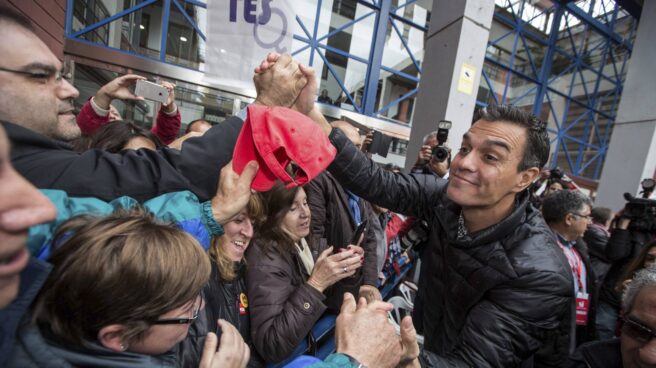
xmin=65 ymin=0 xmax=74 ymax=36
xmin=160 ymin=0 xmax=172 ymax=61
xmin=70 ymin=0 xmax=158 ymax=38
xmin=172 ymin=0 xmax=207 ymax=41
xmin=561 ymin=1 xmax=632 ymax=51
xmin=362 ymin=0 xmax=392 ymax=115
xmin=181 ymin=0 xmax=207 ymax=8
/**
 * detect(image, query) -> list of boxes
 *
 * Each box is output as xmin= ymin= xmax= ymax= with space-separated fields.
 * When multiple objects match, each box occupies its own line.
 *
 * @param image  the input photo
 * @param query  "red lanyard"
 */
xmin=557 ymin=240 xmax=584 ymax=292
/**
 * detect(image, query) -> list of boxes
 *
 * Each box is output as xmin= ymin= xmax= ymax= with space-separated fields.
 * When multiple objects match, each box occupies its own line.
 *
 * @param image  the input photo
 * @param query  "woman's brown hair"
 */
xmin=252 ymin=182 xmax=307 ymax=256
xmin=33 ymin=208 xmax=211 ymax=346
xmin=209 ymin=194 xmax=265 ymax=281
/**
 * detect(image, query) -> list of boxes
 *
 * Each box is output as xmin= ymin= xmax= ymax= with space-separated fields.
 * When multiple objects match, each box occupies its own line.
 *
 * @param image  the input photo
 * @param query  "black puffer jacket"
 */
xmin=179 ymin=261 xmax=264 ymax=367
xmin=306 ymin=171 xmax=379 ymax=311
xmin=583 ymin=223 xmax=611 ymax=286
xmin=327 ymin=128 xmax=574 ymax=367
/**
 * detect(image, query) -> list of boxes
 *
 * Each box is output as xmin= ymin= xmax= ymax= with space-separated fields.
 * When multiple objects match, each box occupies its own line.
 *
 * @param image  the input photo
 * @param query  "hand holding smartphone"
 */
xmin=134 ymin=79 xmax=169 ymax=104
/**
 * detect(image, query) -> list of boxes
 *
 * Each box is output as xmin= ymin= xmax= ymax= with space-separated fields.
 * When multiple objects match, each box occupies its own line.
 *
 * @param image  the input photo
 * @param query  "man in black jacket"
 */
xmin=584 ymin=207 xmax=613 ymax=286
xmin=542 ymin=190 xmax=597 ymax=354
xmin=306 ymin=103 xmax=573 ymax=367
xmin=0 ymin=8 xmax=309 ymax=202
xmin=306 ymin=120 xmax=381 ymax=306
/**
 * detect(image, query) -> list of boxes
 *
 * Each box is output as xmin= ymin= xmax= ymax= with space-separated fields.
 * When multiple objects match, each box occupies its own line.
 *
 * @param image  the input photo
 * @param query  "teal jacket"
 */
xmin=29 ymin=190 xmax=222 ymax=260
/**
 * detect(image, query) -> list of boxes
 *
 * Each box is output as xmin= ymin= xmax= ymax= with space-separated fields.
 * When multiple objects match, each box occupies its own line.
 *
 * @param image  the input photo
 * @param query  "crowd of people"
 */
xmin=1 ymin=6 xmax=656 ymax=368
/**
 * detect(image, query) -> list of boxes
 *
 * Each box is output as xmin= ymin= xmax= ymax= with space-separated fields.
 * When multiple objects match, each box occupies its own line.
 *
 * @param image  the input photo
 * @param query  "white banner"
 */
xmin=205 ymin=0 xmax=296 ymax=91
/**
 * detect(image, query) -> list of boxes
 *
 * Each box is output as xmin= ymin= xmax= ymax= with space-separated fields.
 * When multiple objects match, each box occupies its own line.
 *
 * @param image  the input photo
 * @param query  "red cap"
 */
xmin=232 ymin=105 xmax=336 ymax=191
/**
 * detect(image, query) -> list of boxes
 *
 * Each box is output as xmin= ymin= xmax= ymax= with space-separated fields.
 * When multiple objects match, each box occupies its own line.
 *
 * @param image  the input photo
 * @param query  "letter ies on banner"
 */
xmin=206 ymin=0 xmax=295 ymax=90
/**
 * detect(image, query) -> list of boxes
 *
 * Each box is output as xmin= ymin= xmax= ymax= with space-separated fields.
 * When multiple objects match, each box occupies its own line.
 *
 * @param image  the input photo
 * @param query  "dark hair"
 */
xmin=82 ymin=121 xmax=162 ymax=153
xmin=473 ymin=105 xmax=550 ymax=171
xmin=253 ymin=182 xmax=305 ymax=255
xmin=591 ymin=207 xmax=613 ymax=225
xmin=546 ymin=178 xmax=567 ymax=190
xmin=541 ymin=189 xmax=592 ymax=224
xmin=33 ymin=208 xmax=211 ymax=347
xmin=185 ymin=119 xmax=212 ymax=134
xmin=0 ymin=6 xmax=34 ymax=31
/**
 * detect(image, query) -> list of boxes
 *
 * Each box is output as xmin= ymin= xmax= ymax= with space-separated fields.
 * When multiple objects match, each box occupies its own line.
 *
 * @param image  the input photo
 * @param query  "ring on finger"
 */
xmin=343 ymin=266 xmax=348 ymax=273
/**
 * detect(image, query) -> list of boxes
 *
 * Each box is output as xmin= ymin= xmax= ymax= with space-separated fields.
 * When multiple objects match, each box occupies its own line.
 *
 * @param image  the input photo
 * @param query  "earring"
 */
xmin=120 ymin=343 xmax=128 ymax=351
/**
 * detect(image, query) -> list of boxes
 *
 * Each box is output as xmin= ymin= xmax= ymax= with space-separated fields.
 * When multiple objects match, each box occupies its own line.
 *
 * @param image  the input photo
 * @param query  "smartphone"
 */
xmin=135 ymin=79 xmax=168 ymax=104
xmin=349 ymin=220 xmax=367 ymax=246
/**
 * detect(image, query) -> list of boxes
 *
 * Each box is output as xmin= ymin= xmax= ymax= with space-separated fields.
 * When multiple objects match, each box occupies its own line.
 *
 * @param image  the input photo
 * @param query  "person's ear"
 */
xmin=564 ymin=213 xmax=575 ymax=227
xmin=514 ymin=167 xmax=540 ymax=193
xmin=98 ymin=325 xmax=129 ymax=352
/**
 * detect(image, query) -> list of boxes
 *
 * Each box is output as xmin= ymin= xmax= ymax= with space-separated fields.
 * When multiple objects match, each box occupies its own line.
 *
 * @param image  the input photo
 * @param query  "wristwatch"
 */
xmin=342 ymin=353 xmax=368 ymax=368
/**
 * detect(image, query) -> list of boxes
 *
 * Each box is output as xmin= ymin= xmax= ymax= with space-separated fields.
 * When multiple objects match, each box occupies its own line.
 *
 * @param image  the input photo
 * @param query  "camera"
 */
xmin=431 ymin=120 xmax=452 ymax=163
xmin=622 ymin=178 xmax=656 ymax=232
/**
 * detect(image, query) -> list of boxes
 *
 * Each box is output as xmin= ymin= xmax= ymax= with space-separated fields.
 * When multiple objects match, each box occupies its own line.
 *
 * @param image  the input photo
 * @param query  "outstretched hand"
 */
xmin=254 ymin=53 xmax=316 ymax=114
xmin=253 ymin=53 xmax=306 ymax=108
xmin=211 ymin=160 xmax=259 ymax=225
xmin=335 ymin=293 xmax=400 ymax=368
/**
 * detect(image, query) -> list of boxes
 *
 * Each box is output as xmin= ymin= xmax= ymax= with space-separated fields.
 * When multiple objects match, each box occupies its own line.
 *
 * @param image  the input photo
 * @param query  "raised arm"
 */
xmin=327 ymin=127 xmax=446 ymax=219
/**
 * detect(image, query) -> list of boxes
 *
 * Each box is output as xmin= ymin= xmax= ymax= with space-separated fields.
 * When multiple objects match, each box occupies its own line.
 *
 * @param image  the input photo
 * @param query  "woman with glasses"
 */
xmin=245 ymin=183 xmax=364 ymax=363
xmin=6 ymin=209 xmax=249 ymax=367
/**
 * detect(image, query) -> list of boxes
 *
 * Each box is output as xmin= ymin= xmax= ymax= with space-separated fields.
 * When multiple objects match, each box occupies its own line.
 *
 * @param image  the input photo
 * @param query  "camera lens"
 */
xmin=432 ymin=146 xmax=449 ymax=163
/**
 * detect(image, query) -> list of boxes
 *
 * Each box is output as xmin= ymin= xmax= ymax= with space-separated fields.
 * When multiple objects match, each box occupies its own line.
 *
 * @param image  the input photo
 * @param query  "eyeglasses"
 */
xmin=622 ymin=317 xmax=656 ymax=344
xmin=151 ymin=294 xmax=203 ymax=325
xmin=0 ymin=66 xmax=72 ymax=85
xmin=571 ymin=212 xmax=592 ymax=221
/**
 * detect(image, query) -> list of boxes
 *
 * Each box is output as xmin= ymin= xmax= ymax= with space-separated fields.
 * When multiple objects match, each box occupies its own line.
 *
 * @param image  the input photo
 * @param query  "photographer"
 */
xmin=411 ymin=129 xmax=451 ymax=179
xmin=596 ymin=181 xmax=656 ymax=340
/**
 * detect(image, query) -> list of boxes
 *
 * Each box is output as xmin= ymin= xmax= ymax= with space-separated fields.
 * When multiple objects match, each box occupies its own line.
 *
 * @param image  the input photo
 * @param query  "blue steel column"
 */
xmin=160 ymin=0 xmax=172 ymax=61
xmin=532 ymin=4 xmax=564 ymax=118
xmin=362 ymin=0 xmax=392 ymax=115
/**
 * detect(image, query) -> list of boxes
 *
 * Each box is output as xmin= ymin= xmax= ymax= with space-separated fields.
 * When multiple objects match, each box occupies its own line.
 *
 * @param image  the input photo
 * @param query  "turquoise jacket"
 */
xmin=29 ymin=190 xmax=222 ymax=260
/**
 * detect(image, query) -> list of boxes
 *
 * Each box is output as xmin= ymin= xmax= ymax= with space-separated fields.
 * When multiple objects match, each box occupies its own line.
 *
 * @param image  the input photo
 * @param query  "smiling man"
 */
xmin=315 ymin=104 xmax=573 ymax=367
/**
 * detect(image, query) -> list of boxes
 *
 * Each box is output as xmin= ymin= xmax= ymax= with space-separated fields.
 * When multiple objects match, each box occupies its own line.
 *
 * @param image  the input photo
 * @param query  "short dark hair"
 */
xmin=0 ymin=6 xmax=34 ymax=31
xmin=185 ymin=119 xmax=212 ymax=134
xmin=591 ymin=206 xmax=613 ymax=224
xmin=473 ymin=105 xmax=550 ymax=171
xmin=541 ymin=190 xmax=592 ymax=224
xmin=82 ymin=121 xmax=163 ymax=153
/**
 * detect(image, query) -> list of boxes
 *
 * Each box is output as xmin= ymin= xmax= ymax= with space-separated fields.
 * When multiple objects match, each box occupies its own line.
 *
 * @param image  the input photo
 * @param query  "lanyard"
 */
xmin=557 ymin=239 xmax=586 ymax=294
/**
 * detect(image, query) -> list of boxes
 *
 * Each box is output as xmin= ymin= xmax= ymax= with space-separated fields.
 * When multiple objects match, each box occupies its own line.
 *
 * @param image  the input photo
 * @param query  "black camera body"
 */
xmin=622 ymin=179 xmax=656 ymax=232
xmin=431 ymin=120 xmax=452 ymax=163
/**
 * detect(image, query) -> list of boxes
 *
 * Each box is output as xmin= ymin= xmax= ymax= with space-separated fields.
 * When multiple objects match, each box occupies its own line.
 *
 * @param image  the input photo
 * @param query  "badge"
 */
xmin=575 ymin=292 xmax=589 ymax=325
xmin=239 ymin=292 xmax=248 ymax=315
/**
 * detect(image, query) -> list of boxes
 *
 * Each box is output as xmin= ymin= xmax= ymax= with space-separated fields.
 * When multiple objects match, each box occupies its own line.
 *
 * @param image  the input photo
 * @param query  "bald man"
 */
xmin=305 ymin=121 xmax=382 ymax=307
